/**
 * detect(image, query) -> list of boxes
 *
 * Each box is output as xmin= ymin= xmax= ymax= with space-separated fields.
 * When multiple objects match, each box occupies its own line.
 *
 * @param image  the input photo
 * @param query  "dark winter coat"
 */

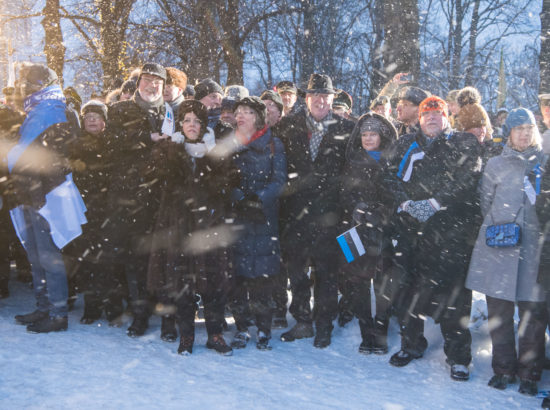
xmin=467 ymin=145 xmax=546 ymax=302
xmin=275 ymin=110 xmax=355 ymax=241
xmin=64 ymin=129 xmax=117 ymax=263
xmin=146 ymin=128 xmax=240 ymax=295
xmin=104 ymin=95 xmax=167 ymax=258
xmin=536 ymin=156 xmax=550 ymax=291
xmin=385 ymin=127 xmax=483 ymax=290
xmin=223 ymin=127 xmax=287 ymax=278
xmin=339 ymin=113 xmax=397 ymax=278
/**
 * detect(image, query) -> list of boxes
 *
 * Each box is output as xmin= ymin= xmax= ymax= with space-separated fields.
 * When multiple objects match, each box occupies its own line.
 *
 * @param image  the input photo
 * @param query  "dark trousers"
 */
xmin=398 ymin=281 xmax=472 ymax=365
xmin=77 ymin=261 xmax=125 ymax=318
xmin=284 ymin=232 xmax=339 ymax=329
xmin=174 ymin=270 xmax=228 ymax=337
xmin=124 ymin=253 xmax=151 ymax=318
xmin=486 ymin=296 xmax=546 ymax=381
xmin=230 ymin=275 xmax=275 ymax=335
xmin=273 ymin=263 xmax=289 ymax=318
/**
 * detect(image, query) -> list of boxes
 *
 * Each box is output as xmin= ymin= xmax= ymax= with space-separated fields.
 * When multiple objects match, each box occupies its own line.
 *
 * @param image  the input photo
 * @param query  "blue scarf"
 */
xmin=7 ymin=86 xmax=67 ymax=172
xmin=366 ymin=150 xmax=381 ymax=162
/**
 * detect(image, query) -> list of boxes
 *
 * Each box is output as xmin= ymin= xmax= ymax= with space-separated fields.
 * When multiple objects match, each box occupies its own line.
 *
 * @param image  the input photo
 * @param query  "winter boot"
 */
xmin=313 ymin=323 xmax=333 ymax=349
xmin=450 ymin=364 xmax=470 ymax=381
xmin=256 ymin=331 xmax=272 ymax=351
xmin=358 ymin=318 xmax=374 ymax=354
xmin=337 ymin=295 xmax=353 ymax=328
xmin=280 ymin=322 xmax=314 ymax=342
xmin=15 ymin=309 xmax=49 ymax=325
xmin=127 ymin=316 xmax=149 ymax=337
xmin=230 ymin=330 xmax=250 ymax=349
xmin=104 ymin=296 xmax=124 ymax=324
xmin=80 ymin=295 xmax=102 ymax=324
xmin=488 ymin=374 xmax=516 ymax=390
xmin=206 ymin=334 xmax=233 ymax=356
xmin=389 ymin=350 xmax=422 ymax=367
xmin=518 ymin=379 xmax=538 ymax=396
xmin=27 ymin=316 xmax=68 ymax=333
xmin=371 ymin=317 xmax=389 ymax=355
xmin=178 ymin=335 xmax=195 ymax=355
xmin=161 ymin=315 xmax=178 ymax=342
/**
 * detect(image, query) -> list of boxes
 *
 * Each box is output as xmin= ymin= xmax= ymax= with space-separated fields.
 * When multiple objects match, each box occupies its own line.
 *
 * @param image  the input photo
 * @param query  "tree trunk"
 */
xmin=464 ymin=0 xmax=480 ymax=86
xmin=450 ymin=0 xmax=464 ymax=89
xmin=41 ymin=0 xmax=65 ymax=85
xmin=370 ymin=0 xmax=386 ymax=94
xmin=541 ymin=0 xmax=550 ymax=92
xmin=299 ymin=0 xmax=316 ymax=85
xmin=381 ymin=0 xmax=420 ymax=82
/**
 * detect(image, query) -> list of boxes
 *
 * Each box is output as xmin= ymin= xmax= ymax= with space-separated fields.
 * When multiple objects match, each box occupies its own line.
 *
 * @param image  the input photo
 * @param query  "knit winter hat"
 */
xmin=234 ymin=96 xmax=266 ymax=129
xmin=194 ymin=79 xmax=223 ymax=101
xmin=360 ymin=116 xmax=389 ymax=138
xmin=81 ymin=100 xmax=108 ymax=121
xmin=455 ymin=103 xmax=493 ymax=135
xmin=225 ymin=85 xmax=249 ymax=100
xmin=503 ymin=107 xmax=536 ymax=137
xmin=165 ymin=67 xmax=188 ymax=90
xmin=398 ymin=86 xmax=429 ymax=106
xmin=183 ymin=85 xmax=195 ymax=98
xmin=260 ymin=90 xmax=284 ymax=113
xmin=418 ymin=96 xmax=448 ymax=120
xmin=177 ymin=100 xmax=208 ymax=137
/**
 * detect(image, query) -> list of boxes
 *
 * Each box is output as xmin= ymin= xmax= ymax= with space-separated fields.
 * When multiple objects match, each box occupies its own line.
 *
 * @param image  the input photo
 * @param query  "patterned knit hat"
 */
xmin=418 ymin=96 xmax=448 ymax=120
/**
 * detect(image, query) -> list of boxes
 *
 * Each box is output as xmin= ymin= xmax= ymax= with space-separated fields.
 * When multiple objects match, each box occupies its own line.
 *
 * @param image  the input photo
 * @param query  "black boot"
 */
xmin=27 ymin=316 xmax=68 ymax=333
xmin=371 ymin=317 xmax=389 ymax=355
xmin=178 ymin=335 xmax=195 ymax=355
xmin=207 ymin=334 xmax=233 ymax=356
xmin=280 ymin=322 xmax=314 ymax=342
xmin=358 ymin=318 xmax=374 ymax=354
xmin=104 ymin=296 xmax=124 ymax=326
xmin=80 ymin=294 xmax=102 ymax=324
xmin=127 ymin=316 xmax=148 ymax=337
xmin=161 ymin=315 xmax=178 ymax=342
xmin=488 ymin=374 xmax=516 ymax=390
xmin=15 ymin=309 xmax=49 ymax=325
xmin=313 ymin=323 xmax=333 ymax=349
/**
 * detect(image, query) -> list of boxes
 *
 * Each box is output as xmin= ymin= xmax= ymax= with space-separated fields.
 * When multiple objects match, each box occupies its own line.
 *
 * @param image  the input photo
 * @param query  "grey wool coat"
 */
xmin=466 ymin=145 xmax=547 ymax=302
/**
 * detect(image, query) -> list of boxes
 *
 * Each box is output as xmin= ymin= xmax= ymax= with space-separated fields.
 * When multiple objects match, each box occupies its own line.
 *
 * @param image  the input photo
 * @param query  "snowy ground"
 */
xmin=0 ymin=281 xmax=548 ymax=410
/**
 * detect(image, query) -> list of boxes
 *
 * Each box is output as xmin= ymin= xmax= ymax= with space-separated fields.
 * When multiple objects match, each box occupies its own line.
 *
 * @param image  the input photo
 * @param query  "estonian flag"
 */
xmin=336 ymin=225 xmax=366 ymax=263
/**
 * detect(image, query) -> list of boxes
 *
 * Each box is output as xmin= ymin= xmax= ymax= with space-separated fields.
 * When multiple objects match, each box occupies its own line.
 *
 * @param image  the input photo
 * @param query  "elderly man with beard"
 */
xmin=276 ymin=74 xmax=354 ymax=348
xmin=107 ymin=62 xmax=175 ymax=337
xmin=385 ymin=96 xmax=482 ymax=381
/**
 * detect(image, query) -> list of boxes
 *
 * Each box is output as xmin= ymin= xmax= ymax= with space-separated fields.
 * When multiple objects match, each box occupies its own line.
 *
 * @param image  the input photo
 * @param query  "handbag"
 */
xmin=485 ymin=207 xmax=522 ymax=248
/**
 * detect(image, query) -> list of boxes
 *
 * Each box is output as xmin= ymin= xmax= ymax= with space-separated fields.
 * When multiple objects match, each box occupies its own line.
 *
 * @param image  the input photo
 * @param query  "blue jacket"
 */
xmin=230 ymin=128 xmax=287 ymax=278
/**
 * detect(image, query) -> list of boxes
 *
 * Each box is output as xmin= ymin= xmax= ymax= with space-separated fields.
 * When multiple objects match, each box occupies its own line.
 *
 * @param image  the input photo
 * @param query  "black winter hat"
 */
xmin=139 ymin=63 xmax=166 ymax=82
xmin=305 ymin=73 xmax=336 ymax=94
xmin=260 ymin=90 xmax=283 ymax=113
xmin=177 ymin=100 xmax=208 ymax=137
xmin=194 ymin=79 xmax=223 ymax=101
xmin=397 ymin=86 xmax=430 ymax=106
xmin=333 ymin=90 xmax=353 ymax=111
xmin=20 ymin=63 xmax=58 ymax=89
xmin=183 ymin=84 xmax=195 ymax=98
xmin=221 ymin=97 xmax=237 ymax=112
xmin=234 ymin=96 xmax=266 ymax=129
xmin=276 ymin=80 xmax=297 ymax=94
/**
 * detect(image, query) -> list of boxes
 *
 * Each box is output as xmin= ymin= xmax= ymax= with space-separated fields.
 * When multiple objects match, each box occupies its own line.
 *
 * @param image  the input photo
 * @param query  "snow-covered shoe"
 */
xmin=15 ymin=309 xmax=49 ymax=325
xmin=231 ymin=331 xmax=250 ymax=349
xmin=338 ymin=310 xmax=354 ymax=328
xmin=178 ymin=335 xmax=194 ymax=355
xmin=272 ymin=316 xmax=288 ymax=329
xmin=256 ymin=331 xmax=272 ymax=351
xmin=450 ymin=364 xmax=470 ymax=381
xmin=518 ymin=379 xmax=538 ymax=396
xmin=27 ymin=316 xmax=68 ymax=333
xmin=488 ymin=374 xmax=516 ymax=390
xmin=280 ymin=322 xmax=314 ymax=342
xmin=358 ymin=335 xmax=374 ymax=355
xmin=389 ymin=350 xmax=421 ymax=367
xmin=313 ymin=326 xmax=332 ymax=349
xmin=161 ymin=315 xmax=178 ymax=342
xmin=127 ymin=317 xmax=148 ymax=337
xmin=80 ymin=304 xmax=102 ymax=325
xmin=207 ymin=334 xmax=233 ymax=356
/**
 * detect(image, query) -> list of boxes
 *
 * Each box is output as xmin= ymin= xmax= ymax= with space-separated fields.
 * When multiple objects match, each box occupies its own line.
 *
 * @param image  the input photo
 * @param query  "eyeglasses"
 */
xmin=141 ymin=75 xmax=163 ymax=86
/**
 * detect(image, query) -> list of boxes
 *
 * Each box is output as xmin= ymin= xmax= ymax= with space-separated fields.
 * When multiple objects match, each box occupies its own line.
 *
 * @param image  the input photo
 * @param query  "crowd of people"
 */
xmin=2 ymin=61 xmax=550 ymax=405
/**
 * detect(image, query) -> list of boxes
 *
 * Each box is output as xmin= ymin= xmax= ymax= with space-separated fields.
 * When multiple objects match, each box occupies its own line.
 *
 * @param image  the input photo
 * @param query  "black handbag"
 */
xmin=485 ymin=207 xmax=522 ymax=248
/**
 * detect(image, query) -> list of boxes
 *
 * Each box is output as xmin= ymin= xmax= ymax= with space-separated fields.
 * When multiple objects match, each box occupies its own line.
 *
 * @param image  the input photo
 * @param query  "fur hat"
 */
xmin=177 ymin=100 xmax=208 ymax=137
xmin=165 ymin=67 xmax=188 ymax=90
xmin=81 ymin=100 xmax=108 ymax=121
xmin=398 ymin=86 xmax=429 ymax=106
xmin=418 ymin=96 xmax=448 ymax=119
xmin=457 ymin=86 xmax=481 ymax=108
xmin=455 ymin=103 xmax=493 ymax=136
xmin=225 ymin=85 xmax=249 ymax=100
xmin=194 ymin=79 xmax=223 ymax=101
xmin=260 ymin=90 xmax=284 ymax=113
xmin=446 ymin=89 xmax=460 ymax=103
xmin=234 ymin=96 xmax=266 ymax=129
